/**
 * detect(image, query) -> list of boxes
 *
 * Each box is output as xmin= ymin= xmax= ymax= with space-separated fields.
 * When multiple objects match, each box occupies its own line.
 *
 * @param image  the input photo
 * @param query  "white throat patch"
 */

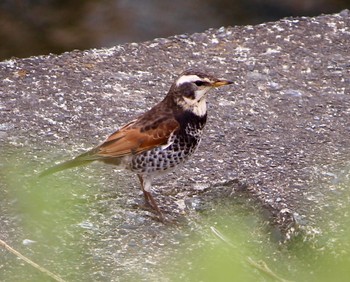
xmin=177 ymin=96 xmax=207 ymax=117
xmin=185 ymin=97 xmax=207 ymax=117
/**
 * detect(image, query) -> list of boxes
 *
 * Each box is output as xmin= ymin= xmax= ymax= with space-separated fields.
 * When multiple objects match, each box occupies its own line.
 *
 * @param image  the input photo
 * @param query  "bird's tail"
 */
xmin=39 ymin=149 xmax=99 ymax=178
xmin=39 ymin=158 xmax=93 ymax=177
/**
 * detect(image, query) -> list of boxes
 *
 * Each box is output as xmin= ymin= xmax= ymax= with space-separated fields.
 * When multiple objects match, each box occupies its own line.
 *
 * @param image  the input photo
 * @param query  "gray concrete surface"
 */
xmin=1 ymin=10 xmax=350 ymax=281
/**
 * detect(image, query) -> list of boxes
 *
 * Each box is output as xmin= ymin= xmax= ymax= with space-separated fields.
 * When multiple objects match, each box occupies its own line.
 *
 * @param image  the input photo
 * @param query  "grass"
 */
xmin=166 ymin=191 xmax=350 ymax=282
xmin=1 ymin=151 xmax=350 ymax=281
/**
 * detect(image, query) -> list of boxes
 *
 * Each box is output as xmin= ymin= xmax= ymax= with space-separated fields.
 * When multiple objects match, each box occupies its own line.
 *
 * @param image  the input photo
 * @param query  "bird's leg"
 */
xmin=137 ymin=174 xmax=151 ymax=205
xmin=137 ymin=174 xmax=164 ymax=221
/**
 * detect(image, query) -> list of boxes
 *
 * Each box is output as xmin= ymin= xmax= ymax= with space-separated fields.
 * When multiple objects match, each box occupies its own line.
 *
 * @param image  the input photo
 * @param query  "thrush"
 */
xmin=40 ymin=69 xmax=232 ymax=220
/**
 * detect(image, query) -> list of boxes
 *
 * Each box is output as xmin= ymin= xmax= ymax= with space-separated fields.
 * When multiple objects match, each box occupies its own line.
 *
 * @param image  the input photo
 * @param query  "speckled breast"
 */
xmin=130 ymin=124 xmax=203 ymax=175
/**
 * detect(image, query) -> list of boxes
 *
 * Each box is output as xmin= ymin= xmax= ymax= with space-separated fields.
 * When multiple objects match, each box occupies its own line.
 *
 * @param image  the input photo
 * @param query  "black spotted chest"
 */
xmin=130 ymin=114 xmax=206 ymax=175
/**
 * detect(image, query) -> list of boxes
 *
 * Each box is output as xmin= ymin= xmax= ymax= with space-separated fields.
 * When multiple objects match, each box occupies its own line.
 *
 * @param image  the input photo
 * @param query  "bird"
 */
xmin=40 ymin=69 xmax=233 ymax=221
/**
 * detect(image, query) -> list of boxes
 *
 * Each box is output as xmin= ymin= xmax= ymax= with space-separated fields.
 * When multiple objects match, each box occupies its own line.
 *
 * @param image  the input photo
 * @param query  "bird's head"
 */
xmin=168 ymin=69 xmax=233 ymax=117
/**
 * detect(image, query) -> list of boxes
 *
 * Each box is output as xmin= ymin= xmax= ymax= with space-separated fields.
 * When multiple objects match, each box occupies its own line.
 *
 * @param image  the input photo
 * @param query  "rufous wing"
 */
xmin=95 ymin=118 xmax=179 ymax=158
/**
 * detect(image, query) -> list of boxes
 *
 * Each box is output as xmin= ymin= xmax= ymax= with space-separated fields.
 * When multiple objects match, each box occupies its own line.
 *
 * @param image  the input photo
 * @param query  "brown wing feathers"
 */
xmin=96 ymin=118 xmax=179 ymax=158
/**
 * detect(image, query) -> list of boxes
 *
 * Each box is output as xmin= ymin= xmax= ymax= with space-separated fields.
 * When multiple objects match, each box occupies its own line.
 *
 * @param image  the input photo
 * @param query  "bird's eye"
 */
xmin=194 ymin=80 xmax=204 ymax=86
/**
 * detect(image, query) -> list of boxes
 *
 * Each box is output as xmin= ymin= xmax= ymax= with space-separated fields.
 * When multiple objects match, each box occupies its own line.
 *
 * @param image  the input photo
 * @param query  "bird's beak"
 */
xmin=212 ymin=79 xmax=233 ymax=87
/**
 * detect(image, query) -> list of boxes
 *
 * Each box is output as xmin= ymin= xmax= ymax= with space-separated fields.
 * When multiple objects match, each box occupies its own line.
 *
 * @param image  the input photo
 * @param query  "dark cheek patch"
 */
xmin=181 ymin=83 xmax=195 ymax=99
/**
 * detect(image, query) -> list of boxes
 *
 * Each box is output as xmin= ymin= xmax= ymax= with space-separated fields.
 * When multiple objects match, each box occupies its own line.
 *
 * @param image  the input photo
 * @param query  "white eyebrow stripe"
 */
xmin=176 ymin=75 xmax=201 ymax=86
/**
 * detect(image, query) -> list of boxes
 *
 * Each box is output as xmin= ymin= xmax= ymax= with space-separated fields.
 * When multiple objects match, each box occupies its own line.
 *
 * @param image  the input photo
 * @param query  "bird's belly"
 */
xmin=130 ymin=136 xmax=200 ymax=175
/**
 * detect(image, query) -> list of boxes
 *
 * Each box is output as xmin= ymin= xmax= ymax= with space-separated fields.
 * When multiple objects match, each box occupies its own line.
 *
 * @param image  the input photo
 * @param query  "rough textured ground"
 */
xmin=1 ymin=10 xmax=350 ymax=281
